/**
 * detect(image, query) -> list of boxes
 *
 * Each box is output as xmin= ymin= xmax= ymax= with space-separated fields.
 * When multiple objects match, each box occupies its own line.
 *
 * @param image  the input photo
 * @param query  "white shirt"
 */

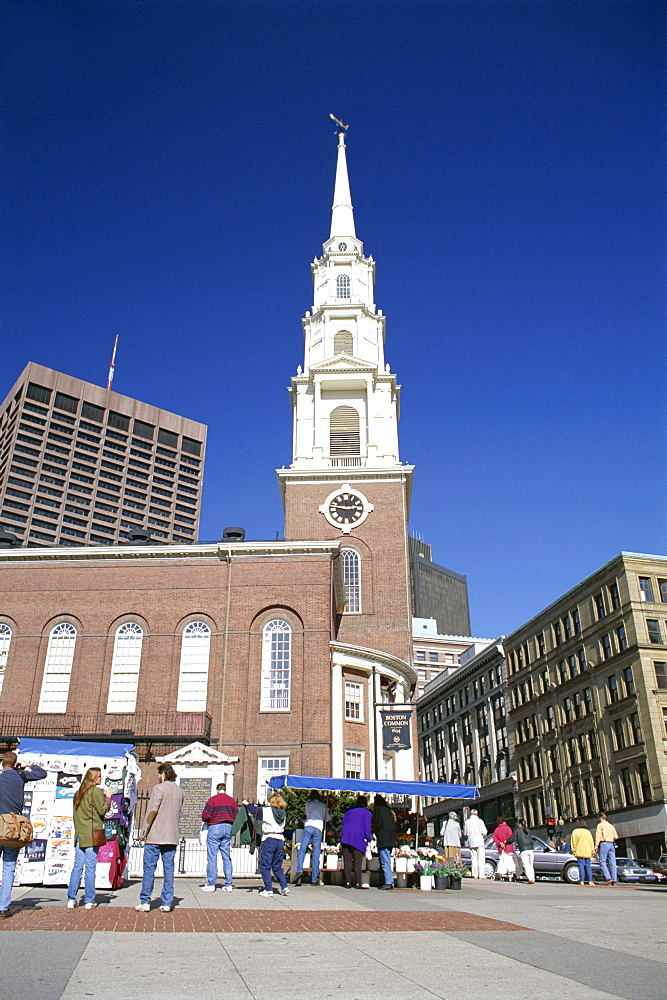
xmin=464 ymin=815 xmax=488 ymax=848
xmin=304 ymin=799 xmax=331 ymax=832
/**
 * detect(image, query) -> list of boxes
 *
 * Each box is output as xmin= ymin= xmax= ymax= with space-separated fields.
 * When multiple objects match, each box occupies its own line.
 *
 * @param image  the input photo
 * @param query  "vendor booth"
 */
xmin=11 ymin=738 xmax=141 ymax=889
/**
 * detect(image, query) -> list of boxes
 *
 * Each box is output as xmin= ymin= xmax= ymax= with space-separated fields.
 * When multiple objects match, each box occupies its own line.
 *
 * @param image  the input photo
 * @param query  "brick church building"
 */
xmin=0 ymin=129 xmax=418 ymax=798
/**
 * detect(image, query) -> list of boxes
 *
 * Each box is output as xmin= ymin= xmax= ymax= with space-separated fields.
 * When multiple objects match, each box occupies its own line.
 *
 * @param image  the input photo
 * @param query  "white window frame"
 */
xmin=344 ymin=749 xmax=363 ymax=779
xmin=176 ymin=621 xmax=211 ymax=711
xmin=107 ymin=621 xmax=144 ymax=713
xmin=257 ymin=756 xmax=289 ymax=804
xmin=336 ymin=273 xmax=351 ymax=299
xmin=0 ymin=624 xmax=11 ymax=699
xmin=260 ymin=619 xmax=292 ymax=712
xmin=38 ymin=622 xmax=77 ymax=713
xmin=344 ymin=680 xmax=363 ymax=721
xmin=341 ymin=547 xmax=361 ymax=613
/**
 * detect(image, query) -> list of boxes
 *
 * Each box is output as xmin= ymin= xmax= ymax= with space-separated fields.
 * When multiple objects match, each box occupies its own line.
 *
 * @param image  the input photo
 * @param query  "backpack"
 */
xmin=0 ymin=812 xmax=34 ymax=849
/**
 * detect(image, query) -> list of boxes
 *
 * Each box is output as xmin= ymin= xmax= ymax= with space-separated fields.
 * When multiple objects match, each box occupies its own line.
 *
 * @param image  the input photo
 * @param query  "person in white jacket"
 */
xmin=464 ymin=809 xmax=488 ymax=879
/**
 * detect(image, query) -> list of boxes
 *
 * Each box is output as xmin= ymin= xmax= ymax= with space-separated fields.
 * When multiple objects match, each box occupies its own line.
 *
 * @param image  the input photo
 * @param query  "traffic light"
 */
xmin=546 ymin=817 xmax=556 ymax=829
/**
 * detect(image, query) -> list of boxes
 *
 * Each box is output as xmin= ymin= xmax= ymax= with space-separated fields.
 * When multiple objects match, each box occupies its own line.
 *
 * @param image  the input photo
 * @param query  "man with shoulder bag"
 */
xmin=0 ymin=751 xmax=47 ymax=919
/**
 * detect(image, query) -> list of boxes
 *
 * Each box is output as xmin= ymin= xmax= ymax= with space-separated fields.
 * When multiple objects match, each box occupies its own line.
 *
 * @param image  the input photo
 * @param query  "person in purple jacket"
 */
xmin=340 ymin=795 xmax=372 ymax=889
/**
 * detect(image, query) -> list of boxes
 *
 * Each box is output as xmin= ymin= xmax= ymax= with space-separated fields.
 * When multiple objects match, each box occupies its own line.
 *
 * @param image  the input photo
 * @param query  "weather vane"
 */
xmin=329 ymin=114 xmax=349 ymax=133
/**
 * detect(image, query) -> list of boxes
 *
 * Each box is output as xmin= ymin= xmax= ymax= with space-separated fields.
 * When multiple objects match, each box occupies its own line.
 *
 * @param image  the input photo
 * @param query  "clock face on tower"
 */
xmin=328 ymin=492 xmax=363 ymax=525
xmin=319 ymin=484 xmax=373 ymax=533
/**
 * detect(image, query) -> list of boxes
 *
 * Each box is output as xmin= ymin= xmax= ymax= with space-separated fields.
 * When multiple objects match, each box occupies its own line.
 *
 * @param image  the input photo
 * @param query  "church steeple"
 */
xmin=330 ymin=131 xmax=356 ymax=240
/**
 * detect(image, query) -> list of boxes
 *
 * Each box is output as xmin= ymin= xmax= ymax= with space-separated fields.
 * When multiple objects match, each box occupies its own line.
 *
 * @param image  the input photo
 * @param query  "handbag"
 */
xmin=0 ymin=812 xmax=34 ymax=849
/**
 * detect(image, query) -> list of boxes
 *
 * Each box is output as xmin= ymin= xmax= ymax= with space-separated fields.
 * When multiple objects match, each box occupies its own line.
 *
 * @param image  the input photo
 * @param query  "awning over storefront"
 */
xmin=18 ymin=738 xmax=135 ymax=758
xmin=268 ymin=773 xmax=478 ymax=799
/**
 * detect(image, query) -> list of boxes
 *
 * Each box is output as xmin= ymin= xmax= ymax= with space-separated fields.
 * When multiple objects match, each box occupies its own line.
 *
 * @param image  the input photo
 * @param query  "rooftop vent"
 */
xmin=0 ymin=528 xmax=20 ymax=548
xmin=125 ymin=527 xmax=152 ymax=545
xmin=222 ymin=526 xmax=245 ymax=542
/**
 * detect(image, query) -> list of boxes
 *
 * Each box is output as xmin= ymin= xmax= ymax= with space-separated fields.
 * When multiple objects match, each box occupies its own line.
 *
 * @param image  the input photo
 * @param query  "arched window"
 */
xmin=0 ymin=624 xmax=12 ymax=699
xmin=261 ymin=619 xmax=291 ymax=711
xmin=107 ymin=622 xmax=144 ymax=713
xmin=336 ymin=273 xmax=350 ymax=299
xmin=341 ymin=548 xmax=361 ymax=613
xmin=177 ymin=621 xmax=211 ymax=711
xmin=334 ymin=330 xmax=353 ymax=355
xmin=329 ymin=406 xmax=360 ymax=456
xmin=38 ymin=622 xmax=77 ymax=713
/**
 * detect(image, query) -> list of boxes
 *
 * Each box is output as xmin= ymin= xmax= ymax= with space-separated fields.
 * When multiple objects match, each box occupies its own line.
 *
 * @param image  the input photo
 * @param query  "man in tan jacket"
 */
xmin=595 ymin=812 xmax=618 ymax=885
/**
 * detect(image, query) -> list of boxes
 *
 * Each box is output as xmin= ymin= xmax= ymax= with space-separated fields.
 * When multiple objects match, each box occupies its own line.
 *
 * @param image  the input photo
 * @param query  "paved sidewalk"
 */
xmin=0 ymin=878 xmax=664 ymax=1000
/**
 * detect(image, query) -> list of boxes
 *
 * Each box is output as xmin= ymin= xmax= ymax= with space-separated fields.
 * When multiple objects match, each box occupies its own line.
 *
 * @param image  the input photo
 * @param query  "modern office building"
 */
xmin=505 ymin=552 xmax=667 ymax=859
xmin=417 ymin=638 xmax=517 ymax=829
xmin=409 ymin=536 xmax=471 ymax=636
xmin=0 ymin=362 xmax=206 ymax=547
xmin=412 ymin=617 xmax=491 ymax=697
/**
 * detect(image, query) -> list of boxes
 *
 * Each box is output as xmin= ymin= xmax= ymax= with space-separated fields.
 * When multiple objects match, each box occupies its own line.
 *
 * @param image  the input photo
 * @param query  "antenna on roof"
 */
xmin=106 ymin=334 xmax=119 ymax=391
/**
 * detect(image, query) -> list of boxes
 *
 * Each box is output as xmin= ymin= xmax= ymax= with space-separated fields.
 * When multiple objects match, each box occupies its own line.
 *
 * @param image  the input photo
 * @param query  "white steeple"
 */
xmin=330 ymin=131 xmax=356 ymax=240
xmin=284 ymin=130 xmax=404 ymax=472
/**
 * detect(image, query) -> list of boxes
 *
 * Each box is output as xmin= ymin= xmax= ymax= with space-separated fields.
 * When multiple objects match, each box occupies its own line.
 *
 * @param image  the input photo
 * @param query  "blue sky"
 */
xmin=2 ymin=0 xmax=664 ymax=638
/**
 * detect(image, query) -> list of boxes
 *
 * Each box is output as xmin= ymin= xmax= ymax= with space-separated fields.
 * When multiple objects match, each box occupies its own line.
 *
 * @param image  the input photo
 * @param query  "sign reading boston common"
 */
xmin=380 ymin=709 xmax=412 ymax=751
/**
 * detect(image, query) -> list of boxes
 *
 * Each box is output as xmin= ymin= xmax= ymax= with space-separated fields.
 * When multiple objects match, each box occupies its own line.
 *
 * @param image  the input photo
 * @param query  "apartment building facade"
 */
xmin=505 ymin=552 xmax=667 ymax=858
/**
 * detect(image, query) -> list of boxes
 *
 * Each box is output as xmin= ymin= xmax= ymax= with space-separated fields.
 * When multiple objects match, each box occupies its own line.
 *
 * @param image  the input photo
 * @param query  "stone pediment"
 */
xmin=156 ymin=742 xmax=239 ymax=765
xmin=309 ymin=355 xmax=377 ymax=375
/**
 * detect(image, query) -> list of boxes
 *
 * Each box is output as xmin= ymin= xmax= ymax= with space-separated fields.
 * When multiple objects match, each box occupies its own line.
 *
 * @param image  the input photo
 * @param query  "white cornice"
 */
xmin=331 ymin=640 xmax=417 ymax=686
xmin=0 ymin=539 xmax=343 ymax=565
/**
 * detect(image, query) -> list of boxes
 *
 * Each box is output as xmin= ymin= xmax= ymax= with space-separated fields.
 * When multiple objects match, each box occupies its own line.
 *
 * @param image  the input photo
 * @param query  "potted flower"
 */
xmin=431 ymin=857 xmax=450 ymax=891
xmin=394 ymin=846 xmax=414 ymax=873
xmin=415 ymin=860 xmax=437 ymax=890
xmin=322 ymin=843 xmax=340 ymax=870
xmin=443 ymin=860 xmax=468 ymax=890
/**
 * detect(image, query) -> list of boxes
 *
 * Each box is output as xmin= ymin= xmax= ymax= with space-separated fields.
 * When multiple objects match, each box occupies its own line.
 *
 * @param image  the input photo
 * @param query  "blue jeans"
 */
xmin=206 ymin=822 xmax=233 ymax=887
xmin=0 ymin=845 xmax=20 ymax=912
xmin=577 ymin=857 xmax=593 ymax=883
xmin=379 ymin=847 xmax=394 ymax=886
xmin=296 ymin=826 xmax=323 ymax=882
xmin=141 ymin=843 xmax=176 ymax=907
xmin=260 ymin=838 xmax=287 ymax=892
xmin=599 ymin=842 xmax=617 ymax=882
xmin=68 ymin=843 xmax=99 ymax=904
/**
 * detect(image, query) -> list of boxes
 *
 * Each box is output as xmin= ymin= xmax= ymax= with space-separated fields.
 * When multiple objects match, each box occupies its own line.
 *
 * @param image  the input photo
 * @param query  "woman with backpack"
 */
xmin=67 ymin=768 xmax=110 ymax=909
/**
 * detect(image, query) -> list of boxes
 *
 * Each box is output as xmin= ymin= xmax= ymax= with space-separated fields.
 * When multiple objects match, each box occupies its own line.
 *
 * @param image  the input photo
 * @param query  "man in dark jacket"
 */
xmin=0 ymin=751 xmax=47 ymax=918
xmin=372 ymin=794 xmax=397 ymax=890
xmin=508 ymin=818 xmax=536 ymax=883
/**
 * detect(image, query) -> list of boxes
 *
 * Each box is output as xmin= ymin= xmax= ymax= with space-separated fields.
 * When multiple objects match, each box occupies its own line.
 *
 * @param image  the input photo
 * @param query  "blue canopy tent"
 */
xmin=268 ymin=774 xmax=478 ymax=799
xmin=18 ymin=738 xmax=135 ymax=758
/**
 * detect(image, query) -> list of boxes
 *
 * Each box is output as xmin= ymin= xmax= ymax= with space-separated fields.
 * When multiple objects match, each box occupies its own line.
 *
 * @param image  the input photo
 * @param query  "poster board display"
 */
xmin=9 ymin=738 xmax=141 ymax=888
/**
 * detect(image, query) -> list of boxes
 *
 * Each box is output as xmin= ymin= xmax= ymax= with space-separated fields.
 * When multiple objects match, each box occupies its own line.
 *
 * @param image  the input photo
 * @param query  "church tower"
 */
xmin=278 ymin=129 xmax=414 ymax=670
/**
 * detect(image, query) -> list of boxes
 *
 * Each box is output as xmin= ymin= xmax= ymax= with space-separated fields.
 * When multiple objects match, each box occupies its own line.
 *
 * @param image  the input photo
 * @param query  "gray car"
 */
xmin=461 ymin=834 xmax=603 ymax=883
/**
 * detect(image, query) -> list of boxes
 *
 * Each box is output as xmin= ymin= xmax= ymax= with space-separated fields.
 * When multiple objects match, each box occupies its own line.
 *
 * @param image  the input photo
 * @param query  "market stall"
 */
xmin=13 ymin=737 xmax=141 ymax=888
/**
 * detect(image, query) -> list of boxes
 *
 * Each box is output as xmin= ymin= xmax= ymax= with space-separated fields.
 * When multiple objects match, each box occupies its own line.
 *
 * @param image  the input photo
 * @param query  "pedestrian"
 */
xmin=294 ymin=791 xmax=331 ymax=886
xmin=595 ymin=811 xmax=619 ymax=886
xmin=493 ymin=816 xmax=516 ymax=881
xmin=556 ymin=835 xmax=570 ymax=852
xmin=340 ymin=795 xmax=372 ymax=889
xmin=243 ymin=794 xmax=290 ymax=897
xmin=135 ymin=763 xmax=184 ymax=913
xmin=372 ymin=794 xmax=397 ymax=890
xmin=570 ymin=819 xmax=596 ymax=885
xmin=0 ymin=751 xmax=47 ymax=919
xmin=67 ymin=767 xmax=110 ymax=909
xmin=440 ymin=811 xmax=463 ymax=862
xmin=508 ymin=818 xmax=536 ymax=883
xmin=463 ymin=809 xmax=488 ymax=879
xmin=200 ymin=782 xmax=238 ymax=893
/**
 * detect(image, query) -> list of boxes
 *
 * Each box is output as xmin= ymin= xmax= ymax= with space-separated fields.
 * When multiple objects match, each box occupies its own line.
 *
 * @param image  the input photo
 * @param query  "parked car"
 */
xmin=614 ymin=858 xmax=658 ymax=883
xmin=460 ymin=834 xmax=603 ymax=883
xmin=645 ymin=858 xmax=667 ymax=882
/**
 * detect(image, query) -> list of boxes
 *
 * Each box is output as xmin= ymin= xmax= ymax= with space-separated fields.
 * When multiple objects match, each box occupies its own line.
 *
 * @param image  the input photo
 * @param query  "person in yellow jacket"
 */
xmin=570 ymin=819 xmax=596 ymax=885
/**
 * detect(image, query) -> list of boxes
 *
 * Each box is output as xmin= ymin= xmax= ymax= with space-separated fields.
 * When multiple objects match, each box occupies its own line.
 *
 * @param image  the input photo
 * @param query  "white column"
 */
xmin=331 ymin=660 xmax=343 ymax=776
xmin=374 ymin=671 xmax=383 ymax=781
xmin=367 ymin=674 xmax=376 ymax=778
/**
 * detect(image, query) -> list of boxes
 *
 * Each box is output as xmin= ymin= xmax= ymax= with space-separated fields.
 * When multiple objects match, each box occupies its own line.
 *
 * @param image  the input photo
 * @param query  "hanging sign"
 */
xmin=380 ymin=709 xmax=412 ymax=751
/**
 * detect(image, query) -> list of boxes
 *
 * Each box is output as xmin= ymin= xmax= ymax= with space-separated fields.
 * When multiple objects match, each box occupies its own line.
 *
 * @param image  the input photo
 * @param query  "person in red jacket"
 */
xmin=493 ymin=816 xmax=516 ymax=881
xmin=200 ymin=782 xmax=239 ymax=892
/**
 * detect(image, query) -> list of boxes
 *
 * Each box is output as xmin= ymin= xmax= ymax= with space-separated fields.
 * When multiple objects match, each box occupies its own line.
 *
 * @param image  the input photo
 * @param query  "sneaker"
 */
xmin=360 ymin=883 xmax=370 ymax=889
xmin=258 ymin=889 xmax=274 ymax=897
xmin=222 ymin=886 xmax=234 ymax=892
xmin=135 ymin=903 xmax=151 ymax=912
xmin=293 ymin=872 xmax=303 ymax=886
xmin=199 ymin=884 xmax=216 ymax=892
xmin=160 ymin=906 xmax=173 ymax=913
xmin=279 ymin=886 xmax=290 ymax=896
xmin=83 ymin=902 xmax=97 ymax=910
xmin=67 ymin=899 xmax=78 ymax=909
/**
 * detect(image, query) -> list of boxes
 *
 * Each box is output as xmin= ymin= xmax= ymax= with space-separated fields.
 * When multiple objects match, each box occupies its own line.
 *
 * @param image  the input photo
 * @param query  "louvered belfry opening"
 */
xmin=334 ymin=330 xmax=353 ymax=355
xmin=330 ymin=405 xmax=360 ymax=456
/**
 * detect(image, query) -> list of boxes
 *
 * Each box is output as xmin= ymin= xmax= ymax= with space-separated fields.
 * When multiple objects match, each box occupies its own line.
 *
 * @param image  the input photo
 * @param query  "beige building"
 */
xmin=505 ymin=552 xmax=667 ymax=859
xmin=0 ymin=363 xmax=206 ymax=547
xmin=413 ymin=617 xmax=491 ymax=697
